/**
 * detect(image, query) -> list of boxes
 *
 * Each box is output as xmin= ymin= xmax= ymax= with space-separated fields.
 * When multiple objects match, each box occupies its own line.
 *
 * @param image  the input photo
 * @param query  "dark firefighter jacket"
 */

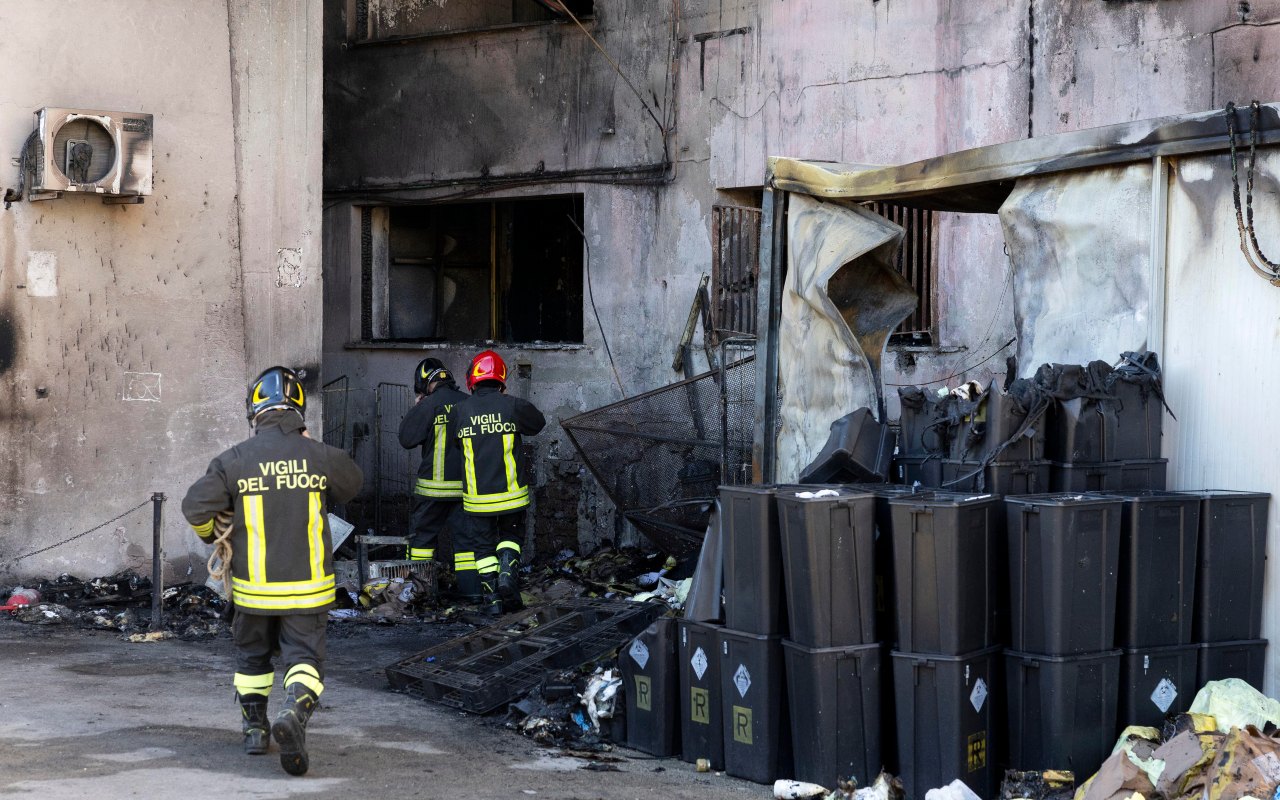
xmin=449 ymin=385 xmax=546 ymax=514
xmin=181 ymin=411 xmax=364 ymax=615
xmin=398 ymin=382 xmax=468 ymax=499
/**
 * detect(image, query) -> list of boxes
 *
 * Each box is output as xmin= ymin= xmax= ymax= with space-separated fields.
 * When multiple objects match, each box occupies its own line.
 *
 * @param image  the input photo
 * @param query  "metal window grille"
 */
xmin=866 ymin=202 xmax=936 ymax=342
xmin=711 ymin=205 xmax=763 ymax=339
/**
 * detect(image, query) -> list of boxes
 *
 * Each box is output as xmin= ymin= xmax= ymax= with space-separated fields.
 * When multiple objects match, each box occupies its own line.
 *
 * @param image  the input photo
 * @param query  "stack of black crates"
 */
xmin=676 ymin=485 xmax=796 ymax=784
xmin=884 ymin=352 xmax=1270 ymax=785
xmin=887 ymin=491 xmax=1001 ymax=798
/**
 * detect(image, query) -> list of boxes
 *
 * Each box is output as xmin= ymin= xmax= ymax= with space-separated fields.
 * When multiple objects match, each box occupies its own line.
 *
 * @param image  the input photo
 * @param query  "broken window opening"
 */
xmin=360 ymin=195 xmax=585 ymax=345
xmin=865 ymin=201 xmax=937 ymax=346
xmin=349 ymin=0 xmax=595 ymax=43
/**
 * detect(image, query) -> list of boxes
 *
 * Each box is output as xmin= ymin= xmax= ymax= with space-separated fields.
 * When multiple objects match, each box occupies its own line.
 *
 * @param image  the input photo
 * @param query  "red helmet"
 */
xmin=467 ymin=350 xmax=508 ymax=391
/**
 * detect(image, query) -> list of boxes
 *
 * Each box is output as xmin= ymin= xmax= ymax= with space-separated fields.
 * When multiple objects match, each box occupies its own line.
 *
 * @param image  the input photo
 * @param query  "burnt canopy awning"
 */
xmin=769 ymin=102 xmax=1280 ymax=212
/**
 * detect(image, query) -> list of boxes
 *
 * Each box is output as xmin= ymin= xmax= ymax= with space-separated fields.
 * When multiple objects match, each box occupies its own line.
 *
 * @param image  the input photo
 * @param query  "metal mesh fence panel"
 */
xmin=563 ymin=355 xmax=756 ymax=556
xmin=375 ymin=382 xmax=415 ymax=535
xmin=322 ymin=375 xmax=350 ymax=452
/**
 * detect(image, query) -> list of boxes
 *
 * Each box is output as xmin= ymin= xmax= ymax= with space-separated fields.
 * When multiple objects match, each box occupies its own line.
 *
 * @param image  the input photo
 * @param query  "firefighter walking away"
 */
xmin=450 ymin=350 xmax=546 ymax=616
xmin=182 ymin=366 xmax=363 ymax=776
xmin=398 ymin=358 xmax=470 ymax=587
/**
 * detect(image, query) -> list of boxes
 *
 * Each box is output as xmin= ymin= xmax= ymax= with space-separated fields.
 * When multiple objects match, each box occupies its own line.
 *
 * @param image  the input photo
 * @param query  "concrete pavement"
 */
xmin=0 ymin=618 xmax=762 ymax=800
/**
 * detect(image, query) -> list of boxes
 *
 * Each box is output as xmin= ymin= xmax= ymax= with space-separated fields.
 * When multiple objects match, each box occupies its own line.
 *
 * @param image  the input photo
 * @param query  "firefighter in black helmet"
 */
xmin=397 ymin=358 xmax=472 ymax=591
xmin=181 ymin=366 xmax=363 ymax=776
xmin=449 ymin=350 xmax=546 ymax=615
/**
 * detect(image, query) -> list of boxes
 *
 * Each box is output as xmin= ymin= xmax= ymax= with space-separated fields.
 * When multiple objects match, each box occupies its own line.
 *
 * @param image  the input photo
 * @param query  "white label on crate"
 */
xmin=970 ymin=678 xmax=988 ymax=713
xmin=1151 ymin=679 xmax=1177 ymax=713
xmin=691 ymin=647 xmax=708 ymax=680
xmin=734 ymin=664 xmax=752 ymax=698
xmin=1252 ymin=752 xmax=1280 ymax=783
xmin=630 ymin=639 xmax=650 ymax=669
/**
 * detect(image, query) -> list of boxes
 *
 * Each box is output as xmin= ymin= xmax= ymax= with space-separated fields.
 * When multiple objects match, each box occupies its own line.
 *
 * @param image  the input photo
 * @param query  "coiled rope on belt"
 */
xmin=206 ymin=511 xmax=235 ymax=599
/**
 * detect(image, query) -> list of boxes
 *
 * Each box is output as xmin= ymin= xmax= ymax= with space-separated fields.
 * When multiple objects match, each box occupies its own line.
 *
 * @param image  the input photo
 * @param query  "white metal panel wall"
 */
xmin=1163 ymin=149 xmax=1280 ymax=696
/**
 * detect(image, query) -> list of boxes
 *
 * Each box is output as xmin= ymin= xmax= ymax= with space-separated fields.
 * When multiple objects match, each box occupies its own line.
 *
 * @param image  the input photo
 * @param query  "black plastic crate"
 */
xmin=894 ymin=455 xmax=943 ymax=488
xmin=720 ymin=628 xmax=791 ymax=785
xmin=1107 ymin=381 xmax=1163 ymax=461
xmin=1119 ymin=644 xmax=1198 ymax=730
xmin=847 ymin=483 xmax=934 ymax=650
xmin=1005 ymin=494 xmax=1123 ymax=655
xmin=679 ymin=619 xmax=724 ymax=769
xmin=1197 ymin=639 xmax=1267 ymax=689
xmin=892 ymin=645 xmax=1000 ymax=800
xmin=721 ymin=485 xmax=787 ymax=636
xmin=784 ymin=640 xmax=881 ymax=789
xmin=1045 ymin=398 xmax=1113 ymax=464
xmin=1186 ymin=490 xmax=1270 ymax=642
xmin=941 ymin=460 xmax=1051 ymax=495
xmin=1049 ymin=459 xmax=1168 ymax=493
xmin=775 ymin=487 xmax=876 ymax=647
xmin=890 ymin=493 xmax=999 ymax=654
xmin=1103 ymin=491 xmax=1200 ymax=647
xmin=386 ymin=599 xmax=666 ymax=713
xmin=1005 ymin=649 xmax=1120 ymax=778
xmin=898 ymin=387 xmax=949 ymax=457
xmin=620 ymin=617 xmax=680 ymax=757
xmin=798 ymin=408 xmax=894 ymax=484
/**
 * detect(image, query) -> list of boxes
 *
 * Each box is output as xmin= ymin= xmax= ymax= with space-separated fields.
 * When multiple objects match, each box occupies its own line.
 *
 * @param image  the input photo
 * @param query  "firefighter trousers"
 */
xmin=408 ymin=496 xmax=463 ymax=561
xmin=231 ymin=610 xmax=327 ymax=701
xmin=453 ymin=510 xmax=525 ymax=597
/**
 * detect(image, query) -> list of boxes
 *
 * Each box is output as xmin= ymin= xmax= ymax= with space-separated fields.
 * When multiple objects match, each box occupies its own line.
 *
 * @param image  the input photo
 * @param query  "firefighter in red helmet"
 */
xmin=448 ymin=350 xmax=546 ymax=615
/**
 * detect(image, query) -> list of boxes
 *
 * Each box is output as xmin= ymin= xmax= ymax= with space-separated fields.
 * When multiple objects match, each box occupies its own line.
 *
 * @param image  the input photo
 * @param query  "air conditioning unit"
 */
xmin=29 ymin=107 xmax=153 ymax=202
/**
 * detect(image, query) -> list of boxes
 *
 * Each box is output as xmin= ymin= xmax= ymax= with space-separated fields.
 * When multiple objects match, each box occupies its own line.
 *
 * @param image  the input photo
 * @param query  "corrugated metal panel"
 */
xmin=1163 ymin=149 xmax=1280 ymax=696
xmin=711 ymin=205 xmax=762 ymax=338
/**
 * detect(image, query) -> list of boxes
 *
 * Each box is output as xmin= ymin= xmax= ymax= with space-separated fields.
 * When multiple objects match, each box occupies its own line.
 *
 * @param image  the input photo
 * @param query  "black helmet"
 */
xmin=246 ymin=366 xmax=305 ymax=421
xmin=414 ymin=358 xmax=453 ymax=394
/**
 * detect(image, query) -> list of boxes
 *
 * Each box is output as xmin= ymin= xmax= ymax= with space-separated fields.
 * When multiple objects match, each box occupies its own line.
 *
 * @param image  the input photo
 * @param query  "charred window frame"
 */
xmin=711 ymin=204 xmax=763 ymax=340
xmin=347 ymin=0 xmax=595 ymax=44
xmin=358 ymin=196 xmax=585 ymax=345
xmin=865 ymin=202 xmax=937 ymax=346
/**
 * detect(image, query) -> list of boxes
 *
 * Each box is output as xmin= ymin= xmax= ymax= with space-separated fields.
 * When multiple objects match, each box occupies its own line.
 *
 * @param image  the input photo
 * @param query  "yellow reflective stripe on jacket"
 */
xmin=433 ymin=422 xmax=447 ymax=482
xmin=462 ymin=439 xmax=479 ymax=496
xmin=232 ymin=574 xmax=335 ymax=611
xmin=244 ymin=495 xmax=267 ymax=583
xmin=306 ymin=491 xmax=325 ymax=581
xmin=191 ymin=518 xmax=215 ymax=537
xmin=462 ymin=486 xmax=530 ymax=513
xmin=502 ymin=433 xmax=519 ymax=491
xmin=414 ymin=477 xmax=463 ymax=498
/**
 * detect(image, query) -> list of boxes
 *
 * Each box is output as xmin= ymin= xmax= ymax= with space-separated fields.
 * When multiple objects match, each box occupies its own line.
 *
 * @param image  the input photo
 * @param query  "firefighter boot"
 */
xmin=271 ymin=684 xmax=319 ymax=776
xmin=479 ymin=577 xmax=503 ymax=618
xmin=238 ymin=694 xmax=270 ymax=755
xmin=496 ymin=547 xmax=521 ymax=602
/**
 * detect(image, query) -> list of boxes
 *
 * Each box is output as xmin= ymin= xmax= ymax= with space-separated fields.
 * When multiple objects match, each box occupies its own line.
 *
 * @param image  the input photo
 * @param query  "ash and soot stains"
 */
xmin=0 ymin=310 xmax=18 ymax=375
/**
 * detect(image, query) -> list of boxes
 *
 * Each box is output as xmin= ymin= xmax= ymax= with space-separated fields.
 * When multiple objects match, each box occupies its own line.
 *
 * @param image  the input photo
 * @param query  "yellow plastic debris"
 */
xmin=1188 ymin=679 xmax=1280 ymax=733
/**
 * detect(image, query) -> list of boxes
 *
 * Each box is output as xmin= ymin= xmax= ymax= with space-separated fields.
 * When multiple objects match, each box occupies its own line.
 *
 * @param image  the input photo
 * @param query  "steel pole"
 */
xmin=150 ymin=492 xmax=165 ymax=632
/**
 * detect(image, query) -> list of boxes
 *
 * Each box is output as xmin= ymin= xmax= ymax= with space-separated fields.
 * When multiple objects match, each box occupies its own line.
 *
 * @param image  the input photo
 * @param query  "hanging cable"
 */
xmin=1226 ymin=101 xmax=1280 ymax=285
xmin=567 ymin=213 xmax=626 ymax=398
xmin=546 ymin=2 xmax=671 ymax=165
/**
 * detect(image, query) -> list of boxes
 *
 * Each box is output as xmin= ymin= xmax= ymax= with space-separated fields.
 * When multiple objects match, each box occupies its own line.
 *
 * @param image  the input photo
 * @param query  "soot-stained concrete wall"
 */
xmin=322 ymin=0 xmax=1280 ymax=554
xmin=0 ymin=1 xmax=323 ymax=582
